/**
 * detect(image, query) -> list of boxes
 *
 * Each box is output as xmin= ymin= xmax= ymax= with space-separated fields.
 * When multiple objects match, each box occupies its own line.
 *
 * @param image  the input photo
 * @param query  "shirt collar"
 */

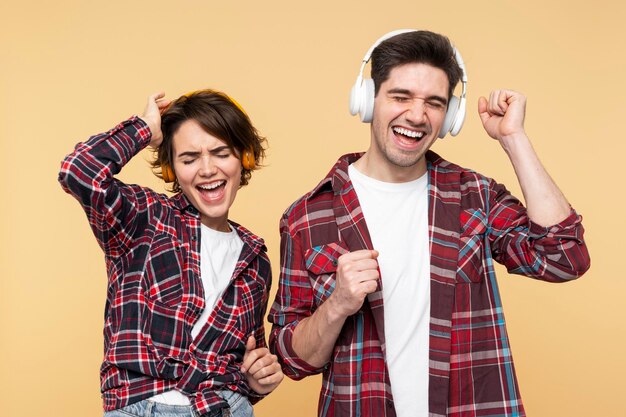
xmin=169 ymin=193 xmax=266 ymax=250
xmin=307 ymin=150 xmax=446 ymax=200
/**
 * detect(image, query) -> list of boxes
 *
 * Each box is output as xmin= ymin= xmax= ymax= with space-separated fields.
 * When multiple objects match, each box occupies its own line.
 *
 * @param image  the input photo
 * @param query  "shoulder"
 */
xmin=119 ymin=182 xmax=179 ymax=209
xmin=428 ymin=151 xmax=502 ymax=192
xmin=281 ymin=153 xmax=360 ymax=229
xmin=231 ymin=220 xmax=266 ymax=249
xmin=428 ymin=151 xmax=513 ymax=210
xmin=280 ymin=178 xmax=335 ymax=238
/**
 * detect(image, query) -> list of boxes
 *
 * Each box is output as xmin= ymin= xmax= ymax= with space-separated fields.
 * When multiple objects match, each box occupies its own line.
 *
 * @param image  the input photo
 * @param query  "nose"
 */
xmin=405 ymin=99 xmax=428 ymax=125
xmin=198 ymin=155 xmax=218 ymax=177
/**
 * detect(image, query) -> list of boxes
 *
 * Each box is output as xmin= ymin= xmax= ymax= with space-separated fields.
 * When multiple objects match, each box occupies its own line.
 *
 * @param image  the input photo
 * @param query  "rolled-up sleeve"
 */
xmin=268 ymin=213 xmax=327 ymax=380
xmin=487 ymin=181 xmax=590 ymax=282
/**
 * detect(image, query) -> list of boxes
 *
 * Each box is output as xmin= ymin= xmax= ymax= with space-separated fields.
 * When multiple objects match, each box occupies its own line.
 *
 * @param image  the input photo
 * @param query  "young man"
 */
xmin=268 ymin=30 xmax=590 ymax=417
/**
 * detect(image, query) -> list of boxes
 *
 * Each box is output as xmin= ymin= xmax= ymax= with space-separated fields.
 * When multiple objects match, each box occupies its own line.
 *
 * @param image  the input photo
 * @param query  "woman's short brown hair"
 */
xmin=151 ymin=89 xmax=267 ymax=193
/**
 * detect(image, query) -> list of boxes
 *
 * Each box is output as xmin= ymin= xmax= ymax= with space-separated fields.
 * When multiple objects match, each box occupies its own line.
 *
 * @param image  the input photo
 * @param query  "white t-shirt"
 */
xmin=349 ymin=164 xmax=430 ymax=417
xmin=150 ymin=223 xmax=244 ymax=405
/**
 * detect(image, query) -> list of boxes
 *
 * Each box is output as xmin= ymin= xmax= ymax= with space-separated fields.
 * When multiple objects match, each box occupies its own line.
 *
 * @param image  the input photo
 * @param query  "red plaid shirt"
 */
xmin=268 ymin=152 xmax=590 ymax=417
xmin=58 ymin=117 xmax=271 ymax=416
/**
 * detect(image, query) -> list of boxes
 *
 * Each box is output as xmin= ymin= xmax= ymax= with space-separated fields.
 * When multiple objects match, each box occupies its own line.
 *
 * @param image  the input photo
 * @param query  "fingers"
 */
xmin=483 ymin=90 xmax=524 ymax=117
xmin=145 ymin=92 xmax=171 ymax=112
xmin=340 ymin=249 xmax=378 ymax=261
xmin=242 ymin=346 xmax=285 ymax=393
xmin=149 ymin=92 xmax=166 ymax=102
xmin=488 ymin=90 xmax=507 ymax=116
xmin=241 ymin=335 xmax=259 ymax=373
xmin=157 ymin=99 xmax=172 ymax=112
xmin=245 ymin=334 xmax=256 ymax=353
xmin=244 ymin=348 xmax=278 ymax=377
xmin=477 ymin=96 xmax=490 ymax=124
xmin=252 ymin=362 xmax=284 ymax=387
xmin=328 ymin=249 xmax=380 ymax=316
xmin=337 ymin=250 xmax=378 ymax=281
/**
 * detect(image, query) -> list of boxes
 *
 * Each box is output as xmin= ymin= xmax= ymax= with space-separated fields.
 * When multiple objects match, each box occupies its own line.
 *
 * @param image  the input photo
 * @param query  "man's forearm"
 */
xmin=291 ymin=296 xmax=348 ymax=368
xmin=502 ymin=133 xmax=572 ymax=226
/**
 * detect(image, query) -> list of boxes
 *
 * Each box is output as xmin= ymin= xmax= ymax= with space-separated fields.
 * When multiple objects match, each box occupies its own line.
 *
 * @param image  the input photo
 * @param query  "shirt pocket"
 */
xmin=234 ymin=278 xmax=266 ymax=336
xmin=146 ymin=232 xmax=185 ymax=306
xmin=304 ymin=242 xmax=349 ymax=305
xmin=458 ymin=208 xmax=488 ymax=283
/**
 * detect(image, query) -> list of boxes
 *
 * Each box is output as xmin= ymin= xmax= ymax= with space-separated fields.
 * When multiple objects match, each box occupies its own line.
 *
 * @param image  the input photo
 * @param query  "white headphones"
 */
xmin=349 ymin=29 xmax=468 ymax=138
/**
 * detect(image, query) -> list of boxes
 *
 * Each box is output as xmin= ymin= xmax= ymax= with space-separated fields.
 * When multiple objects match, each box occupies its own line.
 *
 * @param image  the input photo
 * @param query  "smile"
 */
xmin=393 ymin=127 xmax=424 ymax=140
xmin=197 ymin=180 xmax=226 ymax=191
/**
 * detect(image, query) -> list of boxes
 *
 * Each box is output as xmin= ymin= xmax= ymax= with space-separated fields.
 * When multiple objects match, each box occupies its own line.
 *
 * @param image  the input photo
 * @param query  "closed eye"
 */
xmin=426 ymin=100 xmax=446 ymax=110
xmin=392 ymin=96 xmax=410 ymax=103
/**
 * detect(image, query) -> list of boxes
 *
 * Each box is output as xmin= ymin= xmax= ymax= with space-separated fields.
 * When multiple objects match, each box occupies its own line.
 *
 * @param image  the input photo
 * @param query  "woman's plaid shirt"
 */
xmin=268 ymin=152 xmax=590 ymax=417
xmin=58 ymin=117 xmax=271 ymax=416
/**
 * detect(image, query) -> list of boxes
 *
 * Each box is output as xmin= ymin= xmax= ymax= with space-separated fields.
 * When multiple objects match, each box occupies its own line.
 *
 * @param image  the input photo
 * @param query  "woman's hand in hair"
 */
xmin=140 ymin=92 xmax=171 ymax=148
xmin=241 ymin=335 xmax=284 ymax=394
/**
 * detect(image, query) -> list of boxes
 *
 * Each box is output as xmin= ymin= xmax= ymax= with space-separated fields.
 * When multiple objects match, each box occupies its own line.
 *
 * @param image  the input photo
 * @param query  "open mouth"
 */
xmin=393 ymin=126 xmax=425 ymax=141
xmin=197 ymin=180 xmax=226 ymax=200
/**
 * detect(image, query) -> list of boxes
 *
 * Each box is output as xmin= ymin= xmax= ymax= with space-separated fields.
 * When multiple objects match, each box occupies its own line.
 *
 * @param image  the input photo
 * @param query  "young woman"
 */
xmin=59 ymin=90 xmax=282 ymax=417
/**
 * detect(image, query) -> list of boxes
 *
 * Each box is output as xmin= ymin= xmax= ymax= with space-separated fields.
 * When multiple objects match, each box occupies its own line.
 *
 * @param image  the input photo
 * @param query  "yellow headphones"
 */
xmin=242 ymin=149 xmax=255 ymax=170
xmin=161 ymin=163 xmax=176 ymax=183
xmin=160 ymin=90 xmax=256 ymax=183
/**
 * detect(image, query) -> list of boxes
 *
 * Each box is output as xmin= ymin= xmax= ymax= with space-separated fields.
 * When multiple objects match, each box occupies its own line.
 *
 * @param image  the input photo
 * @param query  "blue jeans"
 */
xmin=103 ymin=390 xmax=254 ymax=417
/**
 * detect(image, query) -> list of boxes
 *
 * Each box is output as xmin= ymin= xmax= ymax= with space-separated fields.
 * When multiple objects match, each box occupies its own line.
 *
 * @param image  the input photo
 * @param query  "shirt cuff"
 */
xmin=528 ymin=208 xmax=584 ymax=243
xmin=273 ymin=321 xmax=327 ymax=379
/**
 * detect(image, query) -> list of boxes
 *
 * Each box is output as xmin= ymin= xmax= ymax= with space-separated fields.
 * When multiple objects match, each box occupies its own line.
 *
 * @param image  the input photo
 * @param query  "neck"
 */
xmin=353 ymin=151 xmax=428 ymax=183
xmin=201 ymin=216 xmax=231 ymax=233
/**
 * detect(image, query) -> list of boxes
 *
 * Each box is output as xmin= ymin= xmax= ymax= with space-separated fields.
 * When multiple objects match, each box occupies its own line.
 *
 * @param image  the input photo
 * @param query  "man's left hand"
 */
xmin=478 ymin=89 xmax=527 ymax=143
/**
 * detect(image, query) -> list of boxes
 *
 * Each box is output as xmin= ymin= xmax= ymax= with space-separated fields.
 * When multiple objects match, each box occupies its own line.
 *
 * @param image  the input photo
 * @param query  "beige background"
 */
xmin=1 ymin=1 xmax=624 ymax=416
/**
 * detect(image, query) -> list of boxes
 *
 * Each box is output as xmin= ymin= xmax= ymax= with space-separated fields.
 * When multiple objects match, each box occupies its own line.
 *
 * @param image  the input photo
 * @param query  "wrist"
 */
xmin=323 ymin=294 xmax=349 ymax=325
xmin=138 ymin=116 xmax=161 ymax=148
xmin=500 ymin=131 xmax=531 ymax=157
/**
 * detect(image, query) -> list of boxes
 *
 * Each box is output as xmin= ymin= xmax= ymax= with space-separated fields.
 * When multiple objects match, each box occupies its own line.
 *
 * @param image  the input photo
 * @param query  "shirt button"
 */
xmin=191 ymin=235 xmax=197 ymax=241
xmin=332 ymin=260 xmax=338 ymax=267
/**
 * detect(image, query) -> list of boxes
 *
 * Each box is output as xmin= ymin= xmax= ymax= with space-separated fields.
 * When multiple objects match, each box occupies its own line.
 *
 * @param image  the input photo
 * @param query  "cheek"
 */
xmin=374 ymin=102 xmax=403 ymax=124
xmin=220 ymin=159 xmax=242 ymax=181
xmin=173 ymin=164 xmax=195 ymax=188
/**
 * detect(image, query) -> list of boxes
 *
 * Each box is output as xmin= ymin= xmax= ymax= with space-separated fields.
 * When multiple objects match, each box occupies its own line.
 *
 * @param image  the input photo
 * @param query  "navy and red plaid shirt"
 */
xmin=268 ymin=152 xmax=590 ymax=417
xmin=58 ymin=117 xmax=272 ymax=416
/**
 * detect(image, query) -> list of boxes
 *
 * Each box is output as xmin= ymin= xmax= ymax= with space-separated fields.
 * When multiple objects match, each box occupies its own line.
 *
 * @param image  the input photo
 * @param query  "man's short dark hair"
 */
xmin=371 ymin=30 xmax=463 ymax=100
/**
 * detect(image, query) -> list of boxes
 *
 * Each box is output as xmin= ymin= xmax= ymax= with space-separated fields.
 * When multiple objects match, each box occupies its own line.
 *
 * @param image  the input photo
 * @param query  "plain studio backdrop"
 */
xmin=1 ymin=1 xmax=624 ymax=416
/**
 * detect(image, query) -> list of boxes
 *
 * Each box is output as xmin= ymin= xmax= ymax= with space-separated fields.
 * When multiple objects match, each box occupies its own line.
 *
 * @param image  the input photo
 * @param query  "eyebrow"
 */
xmin=176 ymin=146 xmax=232 ymax=158
xmin=387 ymin=88 xmax=448 ymax=105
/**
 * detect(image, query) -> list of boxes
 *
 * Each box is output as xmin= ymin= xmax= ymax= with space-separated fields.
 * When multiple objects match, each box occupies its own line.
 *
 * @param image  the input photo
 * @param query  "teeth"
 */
xmin=393 ymin=127 xmax=424 ymax=139
xmin=198 ymin=181 xmax=225 ymax=190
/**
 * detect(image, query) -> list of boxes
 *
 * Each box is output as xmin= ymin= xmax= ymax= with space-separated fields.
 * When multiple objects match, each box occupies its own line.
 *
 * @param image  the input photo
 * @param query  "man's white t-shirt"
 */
xmin=349 ymin=164 xmax=431 ymax=417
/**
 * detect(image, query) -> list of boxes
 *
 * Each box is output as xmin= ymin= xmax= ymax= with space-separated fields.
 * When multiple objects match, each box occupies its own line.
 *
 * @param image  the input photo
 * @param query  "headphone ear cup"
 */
xmin=360 ymin=78 xmax=375 ymax=123
xmin=449 ymin=96 xmax=466 ymax=136
xmin=439 ymin=95 xmax=459 ymax=138
xmin=161 ymin=164 xmax=175 ymax=183
xmin=242 ymin=150 xmax=256 ymax=170
xmin=349 ymin=82 xmax=361 ymax=116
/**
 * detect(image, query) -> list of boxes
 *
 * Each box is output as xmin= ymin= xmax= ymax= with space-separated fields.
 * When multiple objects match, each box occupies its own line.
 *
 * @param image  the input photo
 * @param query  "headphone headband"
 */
xmin=349 ymin=29 xmax=468 ymax=138
xmin=181 ymin=89 xmax=248 ymax=115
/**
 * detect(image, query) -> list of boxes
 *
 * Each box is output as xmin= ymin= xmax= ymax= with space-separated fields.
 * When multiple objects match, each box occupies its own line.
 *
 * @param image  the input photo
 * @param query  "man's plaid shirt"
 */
xmin=268 ymin=152 xmax=590 ymax=417
xmin=58 ymin=117 xmax=271 ymax=416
